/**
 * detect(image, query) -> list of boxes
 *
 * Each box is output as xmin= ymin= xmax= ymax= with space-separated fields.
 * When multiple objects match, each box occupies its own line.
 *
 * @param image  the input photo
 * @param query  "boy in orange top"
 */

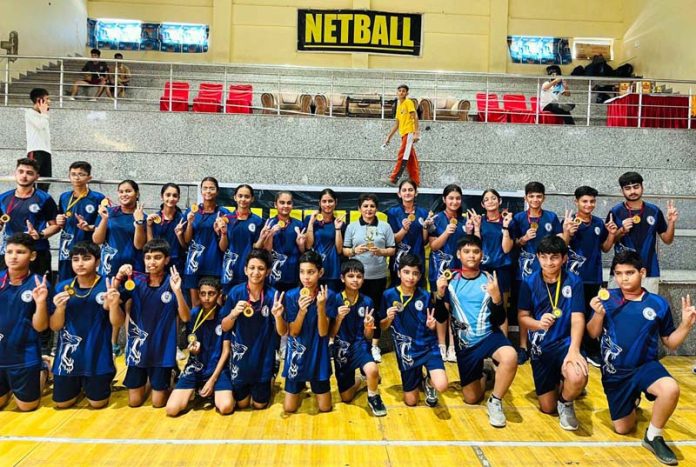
xmin=384 ymin=84 xmax=420 ymax=186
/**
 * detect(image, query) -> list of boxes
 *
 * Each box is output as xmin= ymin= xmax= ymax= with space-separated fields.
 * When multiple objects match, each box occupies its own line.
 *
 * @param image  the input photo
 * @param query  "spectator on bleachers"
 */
xmin=101 ymin=53 xmax=131 ymax=99
xmin=25 ymin=88 xmax=52 ymax=192
xmin=540 ymin=66 xmax=575 ymax=125
xmin=69 ymin=49 xmax=108 ymax=101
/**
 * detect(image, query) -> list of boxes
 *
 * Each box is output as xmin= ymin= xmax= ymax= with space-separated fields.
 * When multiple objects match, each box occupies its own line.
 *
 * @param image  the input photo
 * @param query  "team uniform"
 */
xmin=51 ymin=277 xmax=115 ymax=402
xmin=176 ymin=306 xmax=232 ymax=392
xmin=480 ymin=216 xmax=513 ymax=302
xmin=56 ymin=189 xmax=105 ymax=280
xmin=183 ymin=203 xmax=230 ymax=289
xmin=220 ymin=212 xmax=263 ymax=293
xmin=303 ymin=214 xmax=344 ymax=291
xmin=268 ymin=217 xmax=304 ymax=292
xmin=428 ymin=211 xmax=468 ymax=292
xmin=518 ymin=271 xmax=585 ymax=395
xmin=149 ymin=209 xmax=186 ymax=273
xmin=510 ymin=210 xmax=562 ymax=281
xmin=0 ymin=272 xmax=52 ymax=402
xmin=379 ymin=287 xmax=443 ymax=392
xmin=387 ymin=204 xmax=429 ymax=287
xmin=565 ymin=216 xmax=609 ymax=298
xmin=595 ymin=289 xmax=674 ymax=420
xmin=96 ymin=206 xmax=143 ymax=277
xmin=333 ymin=293 xmax=375 ymax=393
xmin=224 ymin=283 xmax=278 ymax=404
xmin=282 ymin=287 xmax=338 ymax=394
xmin=122 ymin=273 xmax=180 ymax=391
xmin=442 ymin=272 xmax=510 ymax=386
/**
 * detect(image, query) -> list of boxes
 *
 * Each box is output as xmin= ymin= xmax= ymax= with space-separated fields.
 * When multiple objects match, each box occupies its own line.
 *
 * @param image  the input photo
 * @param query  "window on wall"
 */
xmin=507 ymin=36 xmax=572 ymax=65
xmin=572 ymin=38 xmax=613 ymax=61
xmin=86 ymin=19 xmax=209 ymax=53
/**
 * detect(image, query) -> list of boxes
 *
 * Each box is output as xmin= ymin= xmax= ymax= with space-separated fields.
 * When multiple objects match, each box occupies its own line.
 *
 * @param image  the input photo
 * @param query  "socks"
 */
xmin=489 ymin=394 xmax=501 ymax=402
xmin=646 ymin=423 xmax=664 ymax=441
xmin=367 ymin=389 xmax=378 ymax=397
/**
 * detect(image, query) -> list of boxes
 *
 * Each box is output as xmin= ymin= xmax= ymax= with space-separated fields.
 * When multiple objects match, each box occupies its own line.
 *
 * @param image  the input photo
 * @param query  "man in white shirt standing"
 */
xmin=25 ymin=88 xmax=52 ymax=192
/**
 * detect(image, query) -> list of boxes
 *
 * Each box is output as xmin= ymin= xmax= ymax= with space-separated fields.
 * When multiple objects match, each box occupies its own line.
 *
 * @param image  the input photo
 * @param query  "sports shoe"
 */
xmin=439 ymin=344 xmax=447 ymax=361
xmin=446 ymin=346 xmax=457 ymax=363
xmin=112 ymin=343 xmax=123 ymax=357
xmin=423 ymin=376 xmax=438 ymax=407
xmin=384 ymin=177 xmax=397 ymax=187
xmin=367 ymin=394 xmax=387 ymax=417
xmin=586 ymin=354 xmax=601 ymax=368
xmin=517 ymin=347 xmax=529 ymax=365
xmin=176 ymin=347 xmax=186 ymax=361
xmin=642 ymin=429 xmax=678 ymax=465
xmin=487 ymin=396 xmax=506 ymax=428
xmin=371 ymin=345 xmax=382 ymax=363
xmin=68 ymin=96 xmax=76 ymax=101
xmin=557 ymin=400 xmax=579 ymax=431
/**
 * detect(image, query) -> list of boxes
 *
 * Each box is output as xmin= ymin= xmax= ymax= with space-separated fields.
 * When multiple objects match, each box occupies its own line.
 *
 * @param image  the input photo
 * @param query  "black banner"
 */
xmin=297 ymin=9 xmax=423 ymax=56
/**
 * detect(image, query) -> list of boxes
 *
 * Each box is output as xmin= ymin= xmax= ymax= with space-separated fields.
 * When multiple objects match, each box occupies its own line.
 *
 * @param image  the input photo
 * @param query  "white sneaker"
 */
xmin=487 ymin=396 xmax=506 ymax=428
xmin=176 ymin=348 xmax=186 ymax=361
xmin=558 ymin=400 xmax=579 ymax=431
xmin=439 ymin=344 xmax=447 ymax=361
xmin=371 ymin=345 xmax=382 ymax=363
xmin=68 ymin=96 xmax=76 ymax=101
xmin=446 ymin=346 xmax=457 ymax=363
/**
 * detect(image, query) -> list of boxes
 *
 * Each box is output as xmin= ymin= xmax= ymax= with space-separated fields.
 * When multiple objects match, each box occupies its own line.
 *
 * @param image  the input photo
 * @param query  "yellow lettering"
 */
xmin=337 ymin=14 xmax=352 ymax=43
xmin=323 ymin=14 xmax=337 ymax=43
xmin=354 ymin=14 xmax=371 ymax=44
xmin=389 ymin=16 xmax=401 ymax=46
xmin=402 ymin=17 xmax=414 ymax=47
xmin=305 ymin=14 xmax=322 ymax=44
xmin=371 ymin=15 xmax=389 ymax=46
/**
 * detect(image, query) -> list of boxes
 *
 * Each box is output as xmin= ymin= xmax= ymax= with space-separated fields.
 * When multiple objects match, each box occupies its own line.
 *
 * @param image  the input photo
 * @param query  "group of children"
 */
xmin=0 ymin=155 xmax=692 ymax=465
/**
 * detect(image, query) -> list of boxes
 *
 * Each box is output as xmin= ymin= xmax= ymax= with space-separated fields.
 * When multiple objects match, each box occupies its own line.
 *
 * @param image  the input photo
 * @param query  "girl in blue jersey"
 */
xmin=429 ymin=184 xmax=467 ymax=363
xmin=146 ymin=183 xmax=186 ymax=273
xmin=50 ymin=241 xmax=124 ymax=409
xmin=218 ymin=184 xmax=265 ymax=294
xmin=387 ymin=179 xmax=431 ymax=287
xmin=166 ymin=278 xmax=234 ymax=417
xmin=183 ymin=177 xmax=230 ymax=307
xmin=304 ymin=188 xmax=345 ymax=292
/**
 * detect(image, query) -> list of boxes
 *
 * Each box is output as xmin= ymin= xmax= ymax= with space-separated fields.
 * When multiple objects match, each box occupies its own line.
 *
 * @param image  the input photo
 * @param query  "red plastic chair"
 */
xmin=192 ymin=83 xmax=224 ymax=113
xmin=530 ymin=97 xmax=564 ymax=125
xmin=503 ymin=94 xmax=535 ymax=124
xmin=225 ymin=84 xmax=253 ymax=114
xmin=475 ymin=93 xmax=507 ymax=123
xmin=159 ymin=81 xmax=190 ymax=112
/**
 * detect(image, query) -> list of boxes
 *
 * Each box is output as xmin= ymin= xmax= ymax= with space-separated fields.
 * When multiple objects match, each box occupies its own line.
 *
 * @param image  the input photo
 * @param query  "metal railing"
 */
xmin=1 ymin=54 xmax=694 ymax=129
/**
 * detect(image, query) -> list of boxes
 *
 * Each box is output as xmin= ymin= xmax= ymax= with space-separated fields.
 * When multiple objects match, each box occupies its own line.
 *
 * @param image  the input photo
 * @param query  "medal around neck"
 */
xmin=64 ymin=285 xmax=76 ymax=296
xmin=552 ymin=307 xmax=563 ymax=318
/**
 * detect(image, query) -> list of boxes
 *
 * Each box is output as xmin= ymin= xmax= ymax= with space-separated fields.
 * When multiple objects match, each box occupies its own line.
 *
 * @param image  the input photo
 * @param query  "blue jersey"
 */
xmin=336 ymin=292 xmax=374 ymax=345
xmin=124 ymin=273 xmax=180 ymax=368
xmin=518 ymin=271 xmax=585 ymax=359
xmin=224 ymin=283 xmax=278 ymax=384
xmin=96 ymin=207 xmax=143 ymax=277
xmin=480 ymin=217 xmax=512 ymax=269
xmin=608 ymin=202 xmax=667 ymax=278
xmin=269 ymin=217 xmax=304 ymax=286
xmin=149 ymin=209 xmax=186 ymax=271
xmin=57 ymin=189 xmax=105 ymax=280
xmin=183 ymin=204 xmax=230 ymax=277
xmin=221 ymin=213 xmax=263 ymax=286
xmin=428 ymin=212 xmax=468 ymax=284
xmin=596 ymin=289 xmax=675 ymax=375
xmin=446 ymin=272 xmax=495 ymax=348
xmin=303 ymin=215 xmax=344 ymax=281
xmin=0 ymin=272 xmax=52 ymax=369
xmin=51 ymin=277 xmax=114 ymax=376
xmin=387 ymin=205 xmax=429 ymax=273
xmin=510 ymin=210 xmax=562 ymax=280
xmin=379 ymin=287 xmax=437 ymax=372
xmin=182 ymin=306 xmax=229 ymax=379
xmin=282 ymin=287 xmax=338 ymax=382
xmin=564 ymin=216 xmax=608 ymax=284
xmin=0 ymin=188 xmax=57 ymax=253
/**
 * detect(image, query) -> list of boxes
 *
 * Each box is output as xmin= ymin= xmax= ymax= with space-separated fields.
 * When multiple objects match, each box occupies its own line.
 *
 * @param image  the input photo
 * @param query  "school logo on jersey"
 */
xmin=215 ymin=325 xmax=222 ymax=336
xmin=126 ymin=321 xmax=149 ymax=366
xmin=29 ymin=203 xmax=40 ymax=213
xmin=248 ymin=223 xmax=256 ymax=233
xmin=85 ymin=204 xmax=95 ymax=214
xmin=647 ymin=216 xmax=656 ymax=226
xmin=0 ymin=333 xmax=4 ymax=343
xmin=642 ymin=307 xmax=656 ymax=321
xmin=358 ymin=306 xmax=365 ymax=317
xmin=414 ymin=300 xmax=424 ymax=311
xmin=21 ymin=290 xmax=33 ymax=303
xmin=261 ymin=305 xmax=270 ymax=317
xmin=418 ymin=217 xmax=424 ymax=225
xmin=57 ymin=329 xmax=83 ymax=375
xmin=562 ymin=285 xmax=572 ymax=298
xmin=594 ymin=226 xmax=601 ymax=236
xmin=161 ymin=291 xmax=173 ymax=304
xmin=96 ymin=292 xmax=106 ymax=305
xmin=544 ymin=222 xmax=552 ymax=232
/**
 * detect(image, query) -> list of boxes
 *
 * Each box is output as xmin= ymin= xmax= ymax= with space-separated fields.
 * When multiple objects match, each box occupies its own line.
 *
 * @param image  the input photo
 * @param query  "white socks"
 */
xmin=646 ymin=423 xmax=664 ymax=441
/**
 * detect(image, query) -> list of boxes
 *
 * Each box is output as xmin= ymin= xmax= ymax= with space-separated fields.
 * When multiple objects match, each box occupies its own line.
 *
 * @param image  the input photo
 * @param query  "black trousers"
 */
xmin=28 ymin=151 xmax=52 ymax=192
xmin=543 ymin=103 xmax=575 ymax=125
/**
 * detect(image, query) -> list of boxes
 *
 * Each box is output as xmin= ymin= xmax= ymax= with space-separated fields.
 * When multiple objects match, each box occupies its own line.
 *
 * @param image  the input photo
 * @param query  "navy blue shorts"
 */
xmin=334 ymin=343 xmax=374 ymax=393
xmin=233 ymin=381 xmax=272 ymax=404
xmin=183 ymin=274 xmax=221 ymax=290
xmin=400 ymin=351 xmax=445 ymax=393
xmin=602 ymin=360 xmax=670 ymax=421
xmin=531 ymin=344 xmax=570 ymax=396
xmin=53 ymin=372 xmax=115 ymax=403
xmin=285 ymin=379 xmax=330 ymax=395
xmin=457 ymin=332 xmax=512 ymax=386
xmin=124 ymin=366 xmax=175 ymax=391
xmin=0 ymin=366 xmax=41 ymax=402
xmin=176 ymin=368 xmax=233 ymax=391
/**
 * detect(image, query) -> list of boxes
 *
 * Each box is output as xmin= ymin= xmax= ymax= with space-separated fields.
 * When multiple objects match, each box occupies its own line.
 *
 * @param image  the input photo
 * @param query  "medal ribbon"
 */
xmin=0 ymin=272 xmax=29 ymax=289
xmin=396 ymin=286 xmax=415 ymax=310
xmin=246 ymin=283 xmax=264 ymax=311
xmin=545 ymin=276 xmax=561 ymax=314
xmin=341 ymin=291 xmax=359 ymax=307
xmin=624 ymin=201 xmax=644 ymax=221
xmin=65 ymin=191 xmax=88 ymax=214
xmin=68 ymin=275 xmax=101 ymax=298
xmin=191 ymin=306 xmax=217 ymax=336
xmin=526 ymin=209 xmax=541 ymax=227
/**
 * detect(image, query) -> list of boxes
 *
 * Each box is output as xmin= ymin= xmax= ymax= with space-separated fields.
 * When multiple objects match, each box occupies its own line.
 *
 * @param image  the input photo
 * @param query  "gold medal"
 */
xmin=442 ymin=269 xmax=453 ymax=281
xmin=316 ymin=214 xmax=324 ymax=222
xmin=392 ymin=301 xmax=404 ymax=312
xmin=598 ymin=288 xmax=610 ymax=301
xmin=552 ymin=307 xmax=563 ymax=318
xmin=277 ymin=220 xmax=286 ymax=229
xmin=573 ymin=217 xmax=582 ymax=225
xmin=124 ymin=279 xmax=136 ymax=291
xmin=187 ymin=333 xmax=197 ymax=344
xmin=64 ymin=285 xmax=75 ymax=296
xmin=407 ymin=214 xmax=416 ymax=222
xmin=222 ymin=216 xmax=229 ymax=224
xmin=343 ymin=299 xmax=351 ymax=307
xmin=243 ymin=304 xmax=254 ymax=318
xmin=152 ymin=214 xmax=162 ymax=224
xmin=300 ymin=287 xmax=311 ymax=297
xmin=501 ymin=209 xmax=509 ymax=217
xmin=632 ymin=215 xmax=641 ymax=224
xmin=0 ymin=214 xmax=10 ymax=223
xmin=191 ymin=204 xmax=199 ymax=213
xmin=530 ymin=222 xmax=539 ymax=230
xmin=65 ymin=211 xmax=73 ymax=218
xmin=449 ymin=218 xmax=458 ymax=225
xmin=100 ymin=198 xmax=110 ymax=207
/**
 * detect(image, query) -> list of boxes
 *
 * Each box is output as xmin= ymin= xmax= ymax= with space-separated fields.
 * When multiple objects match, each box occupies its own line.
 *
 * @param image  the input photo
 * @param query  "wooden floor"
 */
xmin=2 ymin=355 xmax=696 ymax=466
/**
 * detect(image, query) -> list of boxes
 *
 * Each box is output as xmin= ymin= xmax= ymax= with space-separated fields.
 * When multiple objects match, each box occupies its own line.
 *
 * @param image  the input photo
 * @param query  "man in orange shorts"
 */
xmin=384 ymin=84 xmax=420 ymax=186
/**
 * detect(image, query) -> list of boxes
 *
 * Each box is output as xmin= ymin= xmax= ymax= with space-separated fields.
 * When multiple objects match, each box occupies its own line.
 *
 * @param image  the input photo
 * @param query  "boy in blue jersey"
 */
xmin=0 ymin=234 xmax=51 ymax=412
xmin=433 ymin=235 xmax=517 ymax=427
xmin=518 ymin=236 xmax=588 ymax=431
xmin=607 ymin=172 xmax=677 ymax=294
xmin=380 ymin=253 xmax=447 ymax=407
xmin=115 ymin=239 xmax=191 ymax=408
xmin=282 ymin=250 xmax=337 ymax=413
xmin=587 ymin=251 xmax=695 ymax=465
xmin=166 ymin=278 xmax=234 ymax=416
xmin=330 ymin=259 xmax=386 ymax=416
xmin=55 ymin=161 xmax=106 ymax=281
xmin=511 ymin=181 xmax=563 ymax=365
xmin=221 ymin=249 xmax=285 ymax=410
xmin=50 ymin=241 xmax=123 ymax=409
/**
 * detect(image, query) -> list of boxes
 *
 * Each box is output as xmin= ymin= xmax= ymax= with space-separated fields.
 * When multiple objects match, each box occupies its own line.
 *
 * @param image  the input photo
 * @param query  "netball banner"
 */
xmin=297 ymin=9 xmax=423 ymax=56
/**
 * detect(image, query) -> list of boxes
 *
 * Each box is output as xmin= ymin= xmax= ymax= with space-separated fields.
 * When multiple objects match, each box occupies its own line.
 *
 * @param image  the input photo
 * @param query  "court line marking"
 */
xmin=2 ymin=436 xmax=696 ymax=448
